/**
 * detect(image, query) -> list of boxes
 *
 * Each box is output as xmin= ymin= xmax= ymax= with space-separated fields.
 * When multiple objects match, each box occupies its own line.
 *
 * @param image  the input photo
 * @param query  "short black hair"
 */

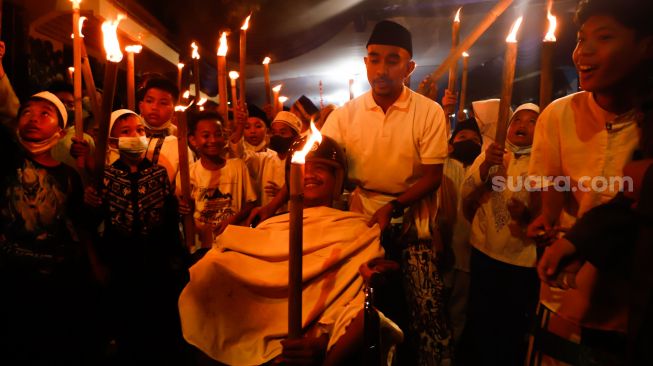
xmin=137 ymin=76 xmax=179 ymax=104
xmin=189 ymin=111 xmax=224 ymax=135
xmin=575 ymin=0 xmax=653 ymax=37
xmin=47 ymin=80 xmax=74 ymax=96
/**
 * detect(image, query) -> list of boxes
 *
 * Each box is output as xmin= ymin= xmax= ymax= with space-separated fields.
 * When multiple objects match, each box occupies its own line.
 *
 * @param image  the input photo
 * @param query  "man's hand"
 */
xmin=479 ymin=142 xmax=505 ymax=181
xmin=367 ymin=203 xmax=393 ymax=231
xmin=442 ymin=88 xmax=458 ymax=112
xmin=84 ymin=186 xmax=102 ymax=208
xmin=264 ymin=181 xmax=282 ymax=198
xmin=70 ymin=137 xmax=91 ymax=159
xmin=526 ymin=214 xmax=557 ymax=247
xmin=538 ymin=238 xmax=582 ymax=289
xmin=417 ymin=74 xmax=437 ymax=101
xmin=274 ymin=335 xmax=328 ymax=366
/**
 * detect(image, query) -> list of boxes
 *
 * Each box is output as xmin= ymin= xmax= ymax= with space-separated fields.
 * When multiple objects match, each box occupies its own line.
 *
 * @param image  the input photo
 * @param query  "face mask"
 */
xmin=116 ymin=136 xmax=148 ymax=157
xmin=451 ymin=140 xmax=481 ymax=166
xmin=268 ymin=135 xmax=295 ymax=154
xmin=17 ymin=130 xmax=62 ymax=156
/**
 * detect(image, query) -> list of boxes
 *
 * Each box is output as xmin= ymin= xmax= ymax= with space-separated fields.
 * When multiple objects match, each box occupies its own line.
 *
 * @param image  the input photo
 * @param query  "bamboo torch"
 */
xmin=495 ymin=17 xmax=523 ymax=149
xmin=348 ymin=79 xmax=354 ymax=101
xmin=429 ymin=0 xmax=513 ymax=83
xmin=288 ymin=121 xmax=322 ymax=338
xmin=68 ymin=67 xmax=75 ymax=83
xmin=229 ymin=71 xmax=240 ymax=112
xmin=191 ymin=42 xmax=200 ymax=103
xmin=94 ymin=15 xmax=124 ymax=188
xmin=76 ymin=16 xmax=100 ymax=125
xmin=446 ymin=7 xmax=462 ymax=116
xmin=239 ymin=14 xmax=251 ymax=104
xmin=175 ymin=102 xmax=195 ymax=250
xmin=278 ymin=96 xmax=288 ymax=113
xmin=272 ymin=84 xmax=282 ymax=116
xmin=458 ymin=52 xmax=470 ymax=120
xmin=125 ymin=44 xmax=142 ymax=111
xmin=540 ymin=7 xmax=557 ymax=110
xmin=217 ymin=32 xmax=229 ymax=123
xmin=71 ymin=0 xmax=84 ymax=167
xmin=262 ymin=56 xmax=271 ymax=106
xmin=177 ymin=63 xmax=184 ymax=100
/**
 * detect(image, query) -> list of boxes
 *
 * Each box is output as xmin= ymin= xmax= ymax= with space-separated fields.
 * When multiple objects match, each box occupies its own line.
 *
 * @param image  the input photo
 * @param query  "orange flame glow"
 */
xmin=177 ymin=63 xmax=185 ymax=70
xmin=272 ymin=84 xmax=282 ymax=93
xmin=68 ymin=66 xmax=75 ymax=73
xmin=454 ymin=7 xmax=462 ymax=23
xmin=191 ymin=42 xmax=200 ymax=60
xmin=241 ymin=14 xmax=251 ymax=31
xmin=229 ymin=71 xmax=240 ymax=80
xmin=101 ymin=15 xmax=124 ymax=63
xmin=183 ymin=90 xmax=190 ymax=99
xmin=78 ymin=16 xmax=87 ymax=38
xmin=125 ymin=44 xmax=142 ymax=53
xmin=278 ymin=96 xmax=288 ymax=104
xmin=291 ymin=121 xmax=323 ymax=164
xmin=70 ymin=0 xmax=81 ymax=10
xmin=506 ymin=16 xmax=523 ymax=43
xmin=217 ymin=32 xmax=228 ymax=56
xmin=262 ymin=57 xmax=271 ymax=65
xmin=462 ymin=51 xmax=470 ymax=57
xmin=544 ymin=10 xmax=557 ymax=42
xmin=197 ymin=98 xmax=207 ymax=106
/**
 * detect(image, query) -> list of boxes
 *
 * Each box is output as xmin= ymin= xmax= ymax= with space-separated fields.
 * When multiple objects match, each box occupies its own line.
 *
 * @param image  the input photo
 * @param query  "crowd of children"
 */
xmin=0 ymin=0 xmax=652 ymax=364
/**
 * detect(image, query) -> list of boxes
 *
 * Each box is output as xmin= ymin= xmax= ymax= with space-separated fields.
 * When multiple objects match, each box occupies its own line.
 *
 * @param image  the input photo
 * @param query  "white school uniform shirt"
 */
xmin=321 ymin=86 xmax=448 ymax=217
xmin=462 ymin=151 xmax=535 ymax=268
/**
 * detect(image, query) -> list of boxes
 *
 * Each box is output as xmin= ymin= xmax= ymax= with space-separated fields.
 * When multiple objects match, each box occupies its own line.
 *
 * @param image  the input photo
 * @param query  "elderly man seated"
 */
xmin=178 ymin=135 xmax=400 ymax=365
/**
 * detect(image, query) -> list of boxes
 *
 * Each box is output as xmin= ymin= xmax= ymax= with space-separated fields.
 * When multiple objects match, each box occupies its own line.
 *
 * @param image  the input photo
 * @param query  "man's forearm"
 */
xmin=395 ymin=164 xmax=443 ymax=206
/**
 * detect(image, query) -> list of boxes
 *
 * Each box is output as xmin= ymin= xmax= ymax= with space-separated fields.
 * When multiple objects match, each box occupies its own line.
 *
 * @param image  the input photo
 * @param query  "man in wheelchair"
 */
xmin=178 ymin=135 xmax=402 ymax=365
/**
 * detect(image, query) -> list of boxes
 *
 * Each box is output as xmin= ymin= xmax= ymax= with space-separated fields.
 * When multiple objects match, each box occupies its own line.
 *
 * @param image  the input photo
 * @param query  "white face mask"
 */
xmin=117 ymin=136 xmax=148 ymax=157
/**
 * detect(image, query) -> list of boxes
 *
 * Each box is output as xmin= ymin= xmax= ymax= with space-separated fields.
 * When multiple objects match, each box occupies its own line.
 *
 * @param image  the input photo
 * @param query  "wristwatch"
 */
xmin=388 ymin=199 xmax=405 ymax=218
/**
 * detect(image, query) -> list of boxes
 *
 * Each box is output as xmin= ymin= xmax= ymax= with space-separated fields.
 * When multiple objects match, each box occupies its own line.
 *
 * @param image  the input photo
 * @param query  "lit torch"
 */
xmin=217 ymin=32 xmax=229 ymax=123
xmin=94 ymin=14 xmax=124 ymax=188
xmin=278 ymin=95 xmax=288 ymax=114
xmin=125 ymin=44 xmax=142 ymax=110
xmin=229 ymin=71 xmax=240 ymax=112
xmin=288 ymin=121 xmax=323 ymax=339
xmin=458 ymin=52 xmax=470 ymax=120
xmin=177 ymin=63 xmax=185 ymax=98
xmin=446 ymin=7 xmax=462 ymax=116
xmin=175 ymin=102 xmax=195 ymax=250
xmin=71 ymin=0 xmax=84 ymax=167
xmin=239 ymin=14 xmax=251 ymax=103
xmin=262 ymin=56 xmax=272 ymax=107
xmin=494 ymin=16 xmax=523 ymax=151
xmin=272 ymin=84 xmax=282 ymax=116
xmin=75 ymin=16 xmax=101 ymax=126
xmin=191 ymin=42 xmax=201 ymax=104
xmin=540 ymin=4 xmax=557 ymax=109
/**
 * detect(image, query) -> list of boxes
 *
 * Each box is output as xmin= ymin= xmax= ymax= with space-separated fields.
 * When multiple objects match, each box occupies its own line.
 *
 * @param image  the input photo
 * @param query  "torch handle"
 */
xmin=176 ymin=110 xmax=195 ymax=250
xmin=81 ymin=43 xmax=101 ymax=123
xmin=288 ymin=163 xmax=304 ymax=339
xmin=94 ymin=61 xmax=119 ymax=190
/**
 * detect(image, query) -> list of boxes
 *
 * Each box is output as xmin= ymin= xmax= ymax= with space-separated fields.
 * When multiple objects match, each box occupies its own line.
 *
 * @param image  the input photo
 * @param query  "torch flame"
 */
xmin=506 ymin=16 xmax=523 ymax=43
xmin=278 ymin=96 xmax=288 ymax=104
xmin=291 ymin=121 xmax=323 ymax=164
xmin=272 ymin=84 xmax=282 ymax=92
xmin=241 ymin=14 xmax=251 ymax=31
xmin=68 ymin=66 xmax=75 ymax=73
xmin=78 ymin=16 xmax=87 ymax=38
xmin=191 ymin=42 xmax=200 ymax=60
xmin=462 ymin=51 xmax=470 ymax=57
xmin=70 ymin=0 xmax=81 ymax=10
xmin=183 ymin=90 xmax=190 ymax=99
xmin=544 ymin=10 xmax=557 ymax=42
xmin=454 ymin=7 xmax=462 ymax=23
xmin=197 ymin=98 xmax=207 ymax=106
xmin=101 ymin=15 xmax=125 ymax=63
xmin=177 ymin=63 xmax=185 ymax=70
xmin=217 ymin=32 xmax=228 ymax=56
xmin=125 ymin=44 xmax=142 ymax=53
xmin=262 ymin=56 xmax=271 ymax=65
xmin=229 ymin=71 xmax=240 ymax=80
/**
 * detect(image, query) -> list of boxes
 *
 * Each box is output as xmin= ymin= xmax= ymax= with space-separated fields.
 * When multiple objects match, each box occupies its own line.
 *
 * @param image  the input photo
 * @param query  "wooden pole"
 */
xmin=94 ymin=61 xmax=119 ymax=188
xmin=229 ymin=72 xmax=239 ymax=113
xmin=495 ymin=18 xmax=522 ymax=148
xmin=126 ymin=51 xmax=136 ymax=110
xmin=80 ymin=42 xmax=100 ymax=122
xmin=348 ymin=79 xmax=354 ymax=100
xmin=429 ymin=0 xmax=513 ymax=83
xmin=458 ymin=53 xmax=469 ymax=120
xmin=72 ymin=1 xmax=84 ymax=167
xmin=272 ymin=85 xmax=281 ymax=116
xmin=177 ymin=63 xmax=184 ymax=100
xmin=239 ymin=15 xmax=250 ymax=104
xmin=176 ymin=107 xmax=195 ymax=250
xmin=288 ymin=161 xmax=304 ymax=339
xmin=539 ymin=42 xmax=554 ymax=110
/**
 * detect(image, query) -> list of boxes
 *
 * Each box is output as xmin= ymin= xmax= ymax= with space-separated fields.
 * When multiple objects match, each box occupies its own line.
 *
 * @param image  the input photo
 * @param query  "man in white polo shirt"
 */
xmin=321 ymin=19 xmax=451 ymax=365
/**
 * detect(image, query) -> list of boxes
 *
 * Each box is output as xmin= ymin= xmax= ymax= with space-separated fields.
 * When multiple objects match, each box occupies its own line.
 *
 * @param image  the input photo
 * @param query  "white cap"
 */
xmin=512 ymin=102 xmax=540 ymax=117
xmin=109 ymin=109 xmax=142 ymax=135
xmin=30 ymin=91 xmax=68 ymax=128
xmin=272 ymin=111 xmax=302 ymax=134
